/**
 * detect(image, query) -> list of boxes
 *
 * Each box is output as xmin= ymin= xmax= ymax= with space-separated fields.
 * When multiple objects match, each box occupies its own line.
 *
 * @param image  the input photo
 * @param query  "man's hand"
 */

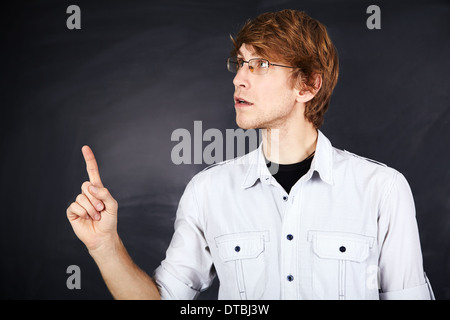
xmin=66 ymin=146 xmax=161 ymax=299
xmin=66 ymin=146 xmax=119 ymax=252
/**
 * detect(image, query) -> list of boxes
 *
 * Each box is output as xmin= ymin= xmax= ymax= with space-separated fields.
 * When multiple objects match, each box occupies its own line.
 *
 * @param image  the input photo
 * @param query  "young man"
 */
xmin=66 ymin=9 xmax=434 ymax=299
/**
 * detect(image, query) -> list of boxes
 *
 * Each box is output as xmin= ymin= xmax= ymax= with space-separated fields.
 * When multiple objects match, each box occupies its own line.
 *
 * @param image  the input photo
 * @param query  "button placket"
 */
xmin=280 ymin=185 xmax=300 ymax=298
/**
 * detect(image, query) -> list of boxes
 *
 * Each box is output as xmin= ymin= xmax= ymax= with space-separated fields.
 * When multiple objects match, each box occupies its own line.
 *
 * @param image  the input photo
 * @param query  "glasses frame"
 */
xmin=227 ymin=57 xmax=295 ymax=75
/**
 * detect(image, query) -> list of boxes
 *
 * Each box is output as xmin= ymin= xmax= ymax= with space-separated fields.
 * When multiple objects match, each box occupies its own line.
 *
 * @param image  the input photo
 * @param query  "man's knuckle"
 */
xmin=81 ymin=181 xmax=91 ymax=190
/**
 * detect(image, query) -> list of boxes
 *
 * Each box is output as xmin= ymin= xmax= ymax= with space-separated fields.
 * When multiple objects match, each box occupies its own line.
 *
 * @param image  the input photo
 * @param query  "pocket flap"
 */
xmin=215 ymin=231 xmax=268 ymax=262
xmin=309 ymin=232 xmax=373 ymax=262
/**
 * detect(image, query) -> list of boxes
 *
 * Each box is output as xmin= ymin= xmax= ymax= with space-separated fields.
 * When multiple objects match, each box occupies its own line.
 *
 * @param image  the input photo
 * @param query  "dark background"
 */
xmin=1 ymin=0 xmax=449 ymax=299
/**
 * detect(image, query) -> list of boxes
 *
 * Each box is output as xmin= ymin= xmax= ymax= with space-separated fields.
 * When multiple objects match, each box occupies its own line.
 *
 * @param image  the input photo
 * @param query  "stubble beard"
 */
xmin=235 ymin=100 xmax=296 ymax=131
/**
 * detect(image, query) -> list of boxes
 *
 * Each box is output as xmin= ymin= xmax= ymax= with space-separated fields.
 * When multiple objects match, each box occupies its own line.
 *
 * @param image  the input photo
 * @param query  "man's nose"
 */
xmin=232 ymin=66 xmax=250 ymax=89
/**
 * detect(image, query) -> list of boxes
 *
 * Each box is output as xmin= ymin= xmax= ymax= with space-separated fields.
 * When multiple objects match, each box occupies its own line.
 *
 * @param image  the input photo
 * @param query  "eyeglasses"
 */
xmin=227 ymin=57 xmax=295 ymax=75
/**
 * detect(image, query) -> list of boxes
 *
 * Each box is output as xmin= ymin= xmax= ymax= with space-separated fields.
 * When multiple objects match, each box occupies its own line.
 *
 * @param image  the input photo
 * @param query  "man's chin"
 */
xmin=236 ymin=116 xmax=259 ymax=130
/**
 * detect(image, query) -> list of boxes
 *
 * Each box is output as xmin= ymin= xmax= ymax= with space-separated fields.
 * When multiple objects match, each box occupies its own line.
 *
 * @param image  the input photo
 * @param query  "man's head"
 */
xmin=229 ymin=9 xmax=339 ymax=130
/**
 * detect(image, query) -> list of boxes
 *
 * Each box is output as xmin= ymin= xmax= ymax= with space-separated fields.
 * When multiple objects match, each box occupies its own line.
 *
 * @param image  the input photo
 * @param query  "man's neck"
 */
xmin=261 ymin=123 xmax=318 ymax=165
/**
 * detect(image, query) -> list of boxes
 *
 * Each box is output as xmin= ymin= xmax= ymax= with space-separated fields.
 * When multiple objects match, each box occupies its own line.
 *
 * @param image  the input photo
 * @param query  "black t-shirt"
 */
xmin=266 ymin=155 xmax=314 ymax=194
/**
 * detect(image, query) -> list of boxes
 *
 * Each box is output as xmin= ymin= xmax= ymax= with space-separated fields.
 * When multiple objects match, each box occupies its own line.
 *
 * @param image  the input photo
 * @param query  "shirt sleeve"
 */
xmin=153 ymin=178 xmax=215 ymax=300
xmin=377 ymin=172 xmax=434 ymax=300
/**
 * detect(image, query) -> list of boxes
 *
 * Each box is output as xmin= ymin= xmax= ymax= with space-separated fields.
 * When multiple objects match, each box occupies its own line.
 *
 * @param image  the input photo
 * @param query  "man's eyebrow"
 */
xmin=236 ymin=50 xmax=253 ymax=59
xmin=236 ymin=50 xmax=259 ymax=60
xmin=236 ymin=53 xmax=251 ymax=60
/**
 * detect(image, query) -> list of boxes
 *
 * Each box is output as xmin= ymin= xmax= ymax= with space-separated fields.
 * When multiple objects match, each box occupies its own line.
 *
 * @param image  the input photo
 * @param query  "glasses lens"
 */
xmin=227 ymin=58 xmax=238 ymax=73
xmin=249 ymin=59 xmax=269 ymax=75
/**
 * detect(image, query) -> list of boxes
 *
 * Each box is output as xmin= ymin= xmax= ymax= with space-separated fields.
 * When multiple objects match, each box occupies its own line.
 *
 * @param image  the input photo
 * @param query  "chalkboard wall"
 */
xmin=1 ymin=0 xmax=449 ymax=299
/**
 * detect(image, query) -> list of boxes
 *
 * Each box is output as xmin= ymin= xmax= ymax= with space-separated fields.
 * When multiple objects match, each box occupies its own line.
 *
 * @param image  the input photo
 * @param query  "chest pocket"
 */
xmin=308 ymin=231 xmax=375 ymax=300
xmin=215 ymin=231 xmax=269 ymax=299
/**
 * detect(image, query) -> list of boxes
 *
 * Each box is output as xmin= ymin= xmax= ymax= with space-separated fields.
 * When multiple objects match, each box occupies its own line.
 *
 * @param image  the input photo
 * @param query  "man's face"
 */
xmin=233 ymin=44 xmax=300 ymax=130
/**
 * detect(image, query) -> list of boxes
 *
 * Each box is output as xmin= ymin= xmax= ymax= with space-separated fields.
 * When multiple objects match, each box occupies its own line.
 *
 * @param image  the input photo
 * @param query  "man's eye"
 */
xmin=236 ymin=58 xmax=244 ymax=67
xmin=258 ymin=60 xmax=269 ymax=68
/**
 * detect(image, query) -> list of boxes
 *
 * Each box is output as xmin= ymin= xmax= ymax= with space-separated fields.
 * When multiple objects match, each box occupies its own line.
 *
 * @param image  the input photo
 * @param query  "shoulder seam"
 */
xmin=343 ymin=149 xmax=388 ymax=167
xmin=198 ymin=151 xmax=254 ymax=173
xmin=378 ymin=171 xmax=400 ymax=217
xmin=199 ymin=158 xmax=235 ymax=173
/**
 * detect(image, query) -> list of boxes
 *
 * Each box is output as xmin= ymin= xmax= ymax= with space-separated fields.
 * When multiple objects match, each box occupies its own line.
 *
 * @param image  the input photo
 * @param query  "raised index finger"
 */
xmin=81 ymin=145 xmax=104 ymax=187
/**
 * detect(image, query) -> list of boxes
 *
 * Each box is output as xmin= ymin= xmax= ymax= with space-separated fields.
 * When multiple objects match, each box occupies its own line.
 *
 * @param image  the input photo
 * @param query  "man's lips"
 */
xmin=234 ymin=96 xmax=254 ymax=107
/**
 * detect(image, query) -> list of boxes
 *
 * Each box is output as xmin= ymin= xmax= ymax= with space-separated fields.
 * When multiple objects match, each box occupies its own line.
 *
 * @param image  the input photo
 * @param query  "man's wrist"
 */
xmin=88 ymin=233 xmax=123 ymax=263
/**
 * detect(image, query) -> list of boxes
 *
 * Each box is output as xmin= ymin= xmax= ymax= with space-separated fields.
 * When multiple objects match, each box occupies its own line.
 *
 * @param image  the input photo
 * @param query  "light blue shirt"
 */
xmin=154 ymin=130 xmax=434 ymax=300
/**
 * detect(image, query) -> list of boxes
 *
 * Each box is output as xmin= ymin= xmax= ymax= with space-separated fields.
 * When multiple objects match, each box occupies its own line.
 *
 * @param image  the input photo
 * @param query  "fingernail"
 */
xmin=90 ymin=186 xmax=98 ymax=194
xmin=96 ymin=203 xmax=103 ymax=211
xmin=95 ymin=214 xmax=101 ymax=221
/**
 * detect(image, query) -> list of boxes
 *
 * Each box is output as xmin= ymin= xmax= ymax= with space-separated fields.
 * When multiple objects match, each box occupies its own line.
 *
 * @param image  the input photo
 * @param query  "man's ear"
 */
xmin=295 ymin=73 xmax=322 ymax=103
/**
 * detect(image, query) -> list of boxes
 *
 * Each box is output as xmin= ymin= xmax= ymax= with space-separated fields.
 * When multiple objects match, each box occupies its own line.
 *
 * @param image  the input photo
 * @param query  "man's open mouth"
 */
xmin=234 ymin=97 xmax=253 ymax=106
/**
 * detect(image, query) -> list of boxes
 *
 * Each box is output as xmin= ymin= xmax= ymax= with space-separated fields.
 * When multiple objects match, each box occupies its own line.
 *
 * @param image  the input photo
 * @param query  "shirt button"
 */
xmin=235 ymin=246 xmax=241 ymax=252
xmin=339 ymin=246 xmax=346 ymax=253
xmin=287 ymin=275 xmax=294 ymax=282
xmin=283 ymin=196 xmax=288 ymax=201
xmin=286 ymin=234 xmax=294 ymax=241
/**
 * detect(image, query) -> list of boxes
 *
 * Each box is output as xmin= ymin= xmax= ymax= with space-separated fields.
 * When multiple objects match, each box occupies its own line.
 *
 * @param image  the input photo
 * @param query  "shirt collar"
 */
xmin=241 ymin=130 xmax=334 ymax=189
